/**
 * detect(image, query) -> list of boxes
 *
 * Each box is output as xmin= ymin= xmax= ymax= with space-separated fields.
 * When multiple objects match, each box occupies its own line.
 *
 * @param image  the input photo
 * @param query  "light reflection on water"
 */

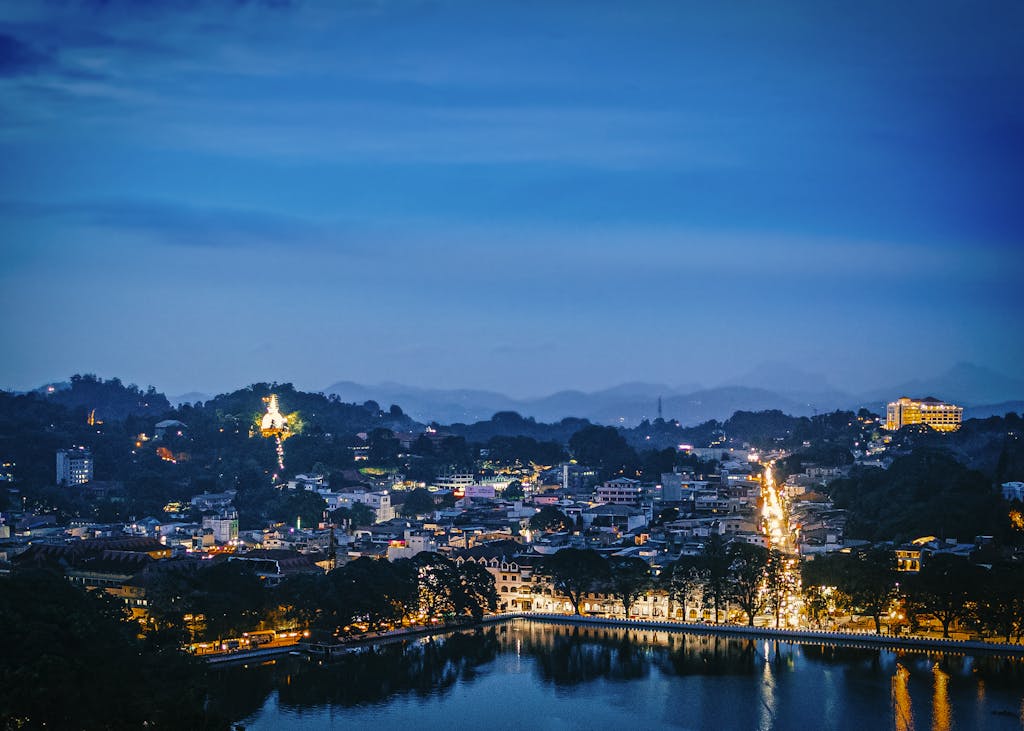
xmin=211 ymin=621 xmax=1024 ymax=731
xmin=892 ymin=663 xmax=914 ymax=731
xmin=932 ymin=663 xmax=951 ymax=731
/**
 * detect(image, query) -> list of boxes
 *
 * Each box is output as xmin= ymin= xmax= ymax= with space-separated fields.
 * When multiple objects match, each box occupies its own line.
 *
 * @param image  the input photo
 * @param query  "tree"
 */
xmin=145 ymin=567 xmax=202 ymax=641
xmin=0 ymin=570 xmax=218 ymax=729
xmin=190 ymin=561 xmax=266 ymax=641
xmin=827 ymin=450 xmax=1009 ymax=542
xmin=504 ymin=480 xmax=525 ymax=500
xmin=455 ymin=562 xmax=498 ymax=621
xmin=698 ymin=534 xmax=731 ymax=623
xmin=331 ymin=557 xmax=417 ymax=630
xmin=276 ymin=489 xmax=327 ymax=529
xmin=763 ymin=550 xmax=795 ymax=629
xmin=400 ymin=487 xmax=436 ymax=517
xmin=368 ymin=428 xmax=400 ymax=465
xmin=276 ymin=572 xmax=335 ymax=629
xmin=607 ymin=556 xmax=651 ymax=617
xmin=541 ymin=548 xmax=610 ymax=615
xmin=410 ymin=553 xmax=496 ymax=623
xmin=652 ymin=506 xmax=679 ymax=526
xmin=332 ymin=501 xmax=377 ymax=528
xmin=662 ymin=555 xmax=704 ymax=621
xmin=529 ymin=505 xmax=571 ymax=533
xmin=974 ymin=563 xmax=1024 ymax=642
xmin=907 ymin=554 xmax=982 ymax=638
xmin=414 ymin=552 xmax=462 ymax=621
xmin=800 ymin=552 xmax=853 ymax=628
xmin=569 ymin=425 xmax=639 ymax=478
xmin=726 ymin=542 xmax=770 ymax=626
xmin=846 ymin=548 xmax=896 ymax=634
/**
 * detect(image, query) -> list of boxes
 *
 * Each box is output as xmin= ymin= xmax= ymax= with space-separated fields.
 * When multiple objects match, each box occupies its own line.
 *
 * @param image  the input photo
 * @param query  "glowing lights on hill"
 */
xmin=254 ymin=393 xmax=300 ymax=471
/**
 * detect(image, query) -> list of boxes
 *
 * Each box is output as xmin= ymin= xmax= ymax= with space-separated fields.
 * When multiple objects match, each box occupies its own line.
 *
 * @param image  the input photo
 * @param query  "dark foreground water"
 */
xmin=211 ymin=620 xmax=1024 ymax=730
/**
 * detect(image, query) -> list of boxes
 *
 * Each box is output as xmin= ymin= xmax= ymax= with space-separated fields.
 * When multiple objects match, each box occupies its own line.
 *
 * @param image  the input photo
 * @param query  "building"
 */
xmin=1002 ymin=482 xmax=1024 ymax=502
xmin=453 ymin=540 xmax=544 ymax=613
xmin=660 ymin=472 xmax=709 ymax=502
xmin=321 ymin=489 xmax=395 ymax=523
xmin=432 ymin=473 xmax=475 ymax=492
xmin=202 ymin=510 xmax=239 ymax=544
xmin=153 ymin=419 xmax=186 ymax=439
xmin=885 ymin=396 xmax=962 ymax=432
xmin=459 ymin=484 xmax=496 ymax=500
xmin=190 ymin=490 xmax=237 ymax=512
xmin=580 ymin=503 xmax=648 ymax=534
xmin=595 ymin=477 xmax=643 ymax=506
xmin=11 ymin=536 xmax=172 ymax=614
xmin=288 ymin=473 xmax=326 ymax=490
xmin=386 ymin=530 xmax=438 ymax=560
xmin=57 ymin=447 xmax=93 ymax=486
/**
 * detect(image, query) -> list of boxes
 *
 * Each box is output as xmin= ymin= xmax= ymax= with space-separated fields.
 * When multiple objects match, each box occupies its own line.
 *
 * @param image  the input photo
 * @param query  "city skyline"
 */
xmin=2 ymin=1 xmax=1022 ymax=396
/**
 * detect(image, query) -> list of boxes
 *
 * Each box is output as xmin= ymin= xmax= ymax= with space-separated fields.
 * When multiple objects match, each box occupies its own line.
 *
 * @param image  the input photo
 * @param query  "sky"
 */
xmin=1 ymin=0 xmax=1022 ymax=398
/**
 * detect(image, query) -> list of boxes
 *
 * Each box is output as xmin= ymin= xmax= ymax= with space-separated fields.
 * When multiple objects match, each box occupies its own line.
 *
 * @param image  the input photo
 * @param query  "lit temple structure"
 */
xmin=260 ymin=394 xmax=289 ymax=437
xmin=884 ymin=396 xmax=962 ymax=432
xmin=259 ymin=394 xmax=291 ymax=470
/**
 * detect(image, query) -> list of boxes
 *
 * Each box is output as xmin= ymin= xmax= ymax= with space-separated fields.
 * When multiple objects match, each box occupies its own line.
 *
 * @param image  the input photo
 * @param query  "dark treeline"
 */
xmin=802 ymin=549 xmax=1024 ymax=640
xmin=827 ymin=449 xmax=1011 ymax=542
xmin=145 ymin=552 xmax=497 ymax=645
xmin=0 ymin=570 xmax=224 ymax=730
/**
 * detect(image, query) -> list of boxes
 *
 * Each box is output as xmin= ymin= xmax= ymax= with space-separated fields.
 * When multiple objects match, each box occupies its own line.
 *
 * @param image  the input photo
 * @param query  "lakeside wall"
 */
xmin=509 ymin=612 xmax=1024 ymax=656
xmin=207 ymin=611 xmax=1024 ymax=664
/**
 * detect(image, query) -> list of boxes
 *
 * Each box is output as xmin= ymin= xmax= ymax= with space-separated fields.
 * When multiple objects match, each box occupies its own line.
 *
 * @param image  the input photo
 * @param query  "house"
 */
xmin=190 ymin=490 xmax=236 ymax=512
xmin=580 ymin=503 xmax=647 ymax=534
xmin=153 ymin=420 xmax=187 ymax=439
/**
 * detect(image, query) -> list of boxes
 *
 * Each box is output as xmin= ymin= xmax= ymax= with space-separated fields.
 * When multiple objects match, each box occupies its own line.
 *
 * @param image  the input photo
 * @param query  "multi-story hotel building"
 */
xmin=885 ymin=396 xmax=962 ymax=432
xmin=56 ymin=447 xmax=93 ymax=485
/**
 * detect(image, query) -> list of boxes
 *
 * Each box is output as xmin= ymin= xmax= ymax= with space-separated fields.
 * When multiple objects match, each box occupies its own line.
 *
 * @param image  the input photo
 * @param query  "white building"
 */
xmin=320 ymin=489 xmax=395 ymax=523
xmin=432 ymin=473 xmax=475 ymax=492
xmin=595 ymin=477 xmax=642 ymax=506
xmin=57 ymin=447 xmax=93 ymax=486
xmin=288 ymin=473 xmax=326 ymax=490
xmin=386 ymin=530 xmax=438 ymax=560
xmin=1002 ymin=482 xmax=1024 ymax=502
xmin=190 ymin=490 xmax=237 ymax=512
xmin=202 ymin=510 xmax=239 ymax=544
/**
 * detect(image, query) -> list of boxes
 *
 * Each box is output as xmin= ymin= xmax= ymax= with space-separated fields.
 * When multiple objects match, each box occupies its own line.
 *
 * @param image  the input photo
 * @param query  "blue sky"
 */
xmin=1 ymin=0 xmax=1022 ymax=397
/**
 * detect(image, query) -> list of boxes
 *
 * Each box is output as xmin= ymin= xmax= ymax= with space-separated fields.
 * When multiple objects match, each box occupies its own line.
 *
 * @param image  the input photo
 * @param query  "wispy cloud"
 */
xmin=1 ymin=198 xmax=330 ymax=249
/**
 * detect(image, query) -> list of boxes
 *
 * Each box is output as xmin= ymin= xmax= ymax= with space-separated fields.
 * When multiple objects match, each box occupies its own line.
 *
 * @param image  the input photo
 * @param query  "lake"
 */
xmin=212 ymin=620 xmax=1024 ymax=730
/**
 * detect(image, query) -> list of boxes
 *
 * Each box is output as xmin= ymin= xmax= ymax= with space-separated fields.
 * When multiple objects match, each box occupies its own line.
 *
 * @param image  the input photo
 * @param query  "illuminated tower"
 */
xmin=260 ymin=394 xmax=288 ymax=436
xmin=260 ymin=394 xmax=291 ymax=470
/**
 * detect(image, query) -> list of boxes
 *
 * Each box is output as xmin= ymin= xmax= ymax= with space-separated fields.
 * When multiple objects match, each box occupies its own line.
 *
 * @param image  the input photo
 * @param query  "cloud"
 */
xmin=0 ymin=198 xmax=329 ymax=249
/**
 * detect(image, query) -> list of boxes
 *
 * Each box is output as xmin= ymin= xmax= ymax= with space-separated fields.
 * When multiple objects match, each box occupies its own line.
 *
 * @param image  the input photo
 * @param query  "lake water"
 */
xmin=213 ymin=620 xmax=1024 ymax=730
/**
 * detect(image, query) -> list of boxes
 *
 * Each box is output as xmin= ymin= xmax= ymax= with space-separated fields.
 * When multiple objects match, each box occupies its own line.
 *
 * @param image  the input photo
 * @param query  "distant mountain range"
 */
xmin=322 ymin=362 xmax=1024 ymax=426
xmin=169 ymin=391 xmax=211 ymax=406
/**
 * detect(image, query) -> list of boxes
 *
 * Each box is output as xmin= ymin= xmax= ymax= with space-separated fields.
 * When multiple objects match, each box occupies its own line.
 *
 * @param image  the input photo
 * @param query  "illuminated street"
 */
xmin=760 ymin=463 xmax=803 ymax=626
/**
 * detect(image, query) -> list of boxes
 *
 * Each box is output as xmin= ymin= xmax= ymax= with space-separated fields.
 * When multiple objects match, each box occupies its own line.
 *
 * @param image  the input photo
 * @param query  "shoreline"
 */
xmin=208 ymin=612 xmax=1024 ymax=664
xmin=512 ymin=613 xmax=1024 ymax=656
